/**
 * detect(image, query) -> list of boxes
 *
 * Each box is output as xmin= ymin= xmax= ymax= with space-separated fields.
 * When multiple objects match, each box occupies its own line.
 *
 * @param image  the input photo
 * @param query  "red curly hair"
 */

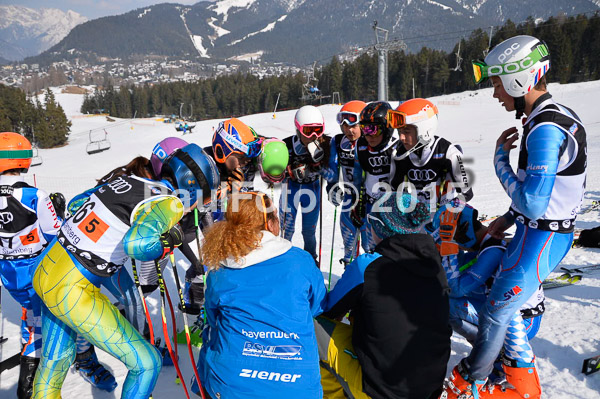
xmin=201 ymin=192 xmax=278 ymax=270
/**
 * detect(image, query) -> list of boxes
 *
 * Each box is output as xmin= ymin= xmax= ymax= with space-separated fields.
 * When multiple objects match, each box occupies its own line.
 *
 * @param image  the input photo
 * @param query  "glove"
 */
xmin=287 ymin=162 xmax=307 ymax=181
xmin=227 ymin=167 xmax=245 ymax=194
xmin=159 ymin=224 xmax=184 ymax=259
xmin=350 ymin=199 xmax=366 ymax=228
xmin=327 ymin=183 xmax=345 ymax=207
xmin=438 ymin=209 xmax=460 ymax=256
xmin=50 ymin=192 xmax=66 ymax=220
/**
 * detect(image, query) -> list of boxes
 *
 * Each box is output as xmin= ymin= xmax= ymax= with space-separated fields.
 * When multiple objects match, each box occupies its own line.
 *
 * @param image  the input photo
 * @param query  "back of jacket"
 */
xmin=198 ymin=240 xmax=326 ymax=399
xmin=325 ymin=233 xmax=451 ymax=399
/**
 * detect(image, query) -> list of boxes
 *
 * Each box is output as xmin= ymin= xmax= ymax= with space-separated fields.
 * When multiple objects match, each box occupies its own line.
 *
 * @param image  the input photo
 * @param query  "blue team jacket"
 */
xmin=195 ymin=231 xmax=326 ymax=399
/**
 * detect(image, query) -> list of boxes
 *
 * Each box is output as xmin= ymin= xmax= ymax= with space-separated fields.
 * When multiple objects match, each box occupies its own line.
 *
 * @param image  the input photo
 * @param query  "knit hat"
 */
xmin=367 ymin=192 xmax=430 ymax=239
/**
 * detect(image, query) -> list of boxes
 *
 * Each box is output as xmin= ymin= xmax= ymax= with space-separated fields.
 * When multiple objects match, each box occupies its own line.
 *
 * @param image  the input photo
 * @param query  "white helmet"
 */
xmin=481 ymin=35 xmax=550 ymax=98
xmin=394 ymin=98 xmax=437 ymax=158
xmin=294 ymin=105 xmax=325 ymax=140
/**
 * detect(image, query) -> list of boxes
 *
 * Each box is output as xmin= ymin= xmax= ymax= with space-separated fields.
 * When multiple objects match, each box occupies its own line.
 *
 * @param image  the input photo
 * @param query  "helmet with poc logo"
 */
xmin=150 ymin=137 xmax=189 ymax=177
xmin=473 ymin=35 xmax=550 ymax=98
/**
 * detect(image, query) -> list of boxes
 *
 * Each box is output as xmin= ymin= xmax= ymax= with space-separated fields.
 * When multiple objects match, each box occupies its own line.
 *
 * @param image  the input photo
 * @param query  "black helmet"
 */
xmin=359 ymin=101 xmax=394 ymax=150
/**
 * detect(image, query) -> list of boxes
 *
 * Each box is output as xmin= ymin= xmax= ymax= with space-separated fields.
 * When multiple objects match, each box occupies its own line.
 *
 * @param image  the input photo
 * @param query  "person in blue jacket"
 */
xmin=443 ymin=35 xmax=587 ymax=399
xmin=194 ymin=191 xmax=326 ymax=399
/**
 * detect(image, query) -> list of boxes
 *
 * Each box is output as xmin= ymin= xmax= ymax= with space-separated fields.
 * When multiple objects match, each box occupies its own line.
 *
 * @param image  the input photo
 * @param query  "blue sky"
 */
xmin=1 ymin=0 xmax=210 ymax=19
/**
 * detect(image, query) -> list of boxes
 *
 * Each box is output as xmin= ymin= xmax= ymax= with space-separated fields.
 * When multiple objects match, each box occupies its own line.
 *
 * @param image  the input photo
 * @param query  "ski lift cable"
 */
xmin=308 ymin=9 xmax=600 ymax=65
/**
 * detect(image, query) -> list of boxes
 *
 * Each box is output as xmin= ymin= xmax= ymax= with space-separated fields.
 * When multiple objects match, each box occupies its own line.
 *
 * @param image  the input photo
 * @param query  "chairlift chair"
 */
xmin=86 ymin=129 xmax=111 ymax=155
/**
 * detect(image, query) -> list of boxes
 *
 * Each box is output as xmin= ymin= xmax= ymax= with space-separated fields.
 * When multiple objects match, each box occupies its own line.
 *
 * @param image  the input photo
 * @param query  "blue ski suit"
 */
xmin=466 ymin=93 xmax=587 ymax=380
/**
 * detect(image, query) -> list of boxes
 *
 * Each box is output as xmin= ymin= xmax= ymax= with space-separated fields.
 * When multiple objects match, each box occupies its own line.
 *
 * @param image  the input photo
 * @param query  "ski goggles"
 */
xmin=336 ymin=111 xmax=360 ymax=126
xmin=387 ymin=110 xmax=406 ymax=129
xmin=244 ymin=191 xmax=271 ymax=230
xmin=360 ymin=123 xmax=384 ymax=137
xmin=471 ymin=42 xmax=549 ymax=84
xmin=296 ymin=124 xmax=324 ymax=139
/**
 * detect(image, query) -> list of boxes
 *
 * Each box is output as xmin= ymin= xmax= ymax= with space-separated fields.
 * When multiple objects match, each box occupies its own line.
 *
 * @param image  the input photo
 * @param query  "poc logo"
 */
xmin=368 ymin=156 xmax=390 ymax=167
xmin=152 ymin=143 xmax=169 ymax=161
xmin=497 ymin=42 xmax=521 ymax=63
xmin=239 ymin=369 xmax=302 ymax=383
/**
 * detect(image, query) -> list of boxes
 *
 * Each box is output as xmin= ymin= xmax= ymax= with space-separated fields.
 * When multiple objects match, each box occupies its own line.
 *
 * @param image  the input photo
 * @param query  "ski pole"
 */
xmin=131 ymin=259 xmax=155 ymax=344
xmin=155 ymin=259 xmax=191 ymax=399
xmin=318 ymin=176 xmax=323 ymax=269
xmin=0 ymin=285 xmax=6 ymax=345
xmin=328 ymin=206 xmax=338 ymax=290
xmin=162 ymin=276 xmax=179 ymax=357
xmin=193 ymin=208 xmax=205 ymax=271
xmin=281 ymin=182 xmax=288 ymax=238
xmin=169 ymin=253 xmax=207 ymax=399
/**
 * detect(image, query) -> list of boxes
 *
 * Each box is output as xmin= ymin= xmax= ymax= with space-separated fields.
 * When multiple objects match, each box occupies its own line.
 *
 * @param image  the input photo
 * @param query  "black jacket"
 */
xmin=324 ymin=233 xmax=451 ymax=399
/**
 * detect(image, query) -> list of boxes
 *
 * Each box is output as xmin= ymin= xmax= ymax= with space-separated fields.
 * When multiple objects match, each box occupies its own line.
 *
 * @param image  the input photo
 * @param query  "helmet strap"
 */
xmin=514 ymin=96 xmax=526 ymax=119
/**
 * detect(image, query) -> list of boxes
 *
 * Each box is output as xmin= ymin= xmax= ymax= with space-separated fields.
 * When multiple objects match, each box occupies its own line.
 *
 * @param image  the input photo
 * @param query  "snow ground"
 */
xmin=1 ymin=81 xmax=599 ymax=397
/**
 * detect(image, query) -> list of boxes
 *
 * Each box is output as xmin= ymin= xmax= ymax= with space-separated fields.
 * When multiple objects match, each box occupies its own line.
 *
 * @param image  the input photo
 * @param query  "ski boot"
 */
xmin=441 ymin=359 xmax=486 ymax=399
xmin=178 ymin=276 xmax=204 ymax=315
xmin=479 ymin=358 xmax=541 ymax=398
xmin=154 ymin=337 xmax=177 ymax=366
xmin=339 ymin=258 xmax=351 ymax=268
xmin=176 ymin=307 xmax=205 ymax=348
xmin=73 ymin=346 xmax=118 ymax=392
xmin=17 ymin=355 xmax=39 ymax=399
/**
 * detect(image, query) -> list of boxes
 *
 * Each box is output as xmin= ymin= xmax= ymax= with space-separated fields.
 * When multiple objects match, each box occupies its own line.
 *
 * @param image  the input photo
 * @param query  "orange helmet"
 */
xmin=396 ymin=98 xmax=438 ymax=144
xmin=212 ymin=118 xmax=263 ymax=164
xmin=0 ymin=132 xmax=33 ymax=173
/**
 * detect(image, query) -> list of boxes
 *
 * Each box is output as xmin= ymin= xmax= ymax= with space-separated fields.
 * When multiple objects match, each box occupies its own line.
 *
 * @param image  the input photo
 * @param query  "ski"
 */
xmin=0 ymin=352 xmax=20 ymax=374
xmin=582 ymin=354 xmax=600 ymax=375
xmin=542 ymin=273 xmax=582 ymax=289
xmin=580 ymin=200 xmax=600 ymax=214
xmin=560 ymin=264 xmax=600 ymax=275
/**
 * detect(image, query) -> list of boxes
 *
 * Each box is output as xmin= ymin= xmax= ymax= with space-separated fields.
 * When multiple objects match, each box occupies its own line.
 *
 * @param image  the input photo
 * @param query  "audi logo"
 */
xmin=407 ymin=169 xmax=438 ymax=182
xmin=368 ymin=156 xmax=390 ymax=167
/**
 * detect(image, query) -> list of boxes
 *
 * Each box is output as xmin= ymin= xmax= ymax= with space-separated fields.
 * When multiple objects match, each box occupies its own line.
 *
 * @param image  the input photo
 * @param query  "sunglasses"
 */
xmin=471 ymin=43 xmax=549 ymax=84
xmin=336 ymin=111 xmax=360 ymax=126
xmin=360 ymin=123 xmax=384 ymax=137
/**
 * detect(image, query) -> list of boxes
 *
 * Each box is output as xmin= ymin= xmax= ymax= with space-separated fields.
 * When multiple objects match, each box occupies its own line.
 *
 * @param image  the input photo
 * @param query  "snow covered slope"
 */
xmin=0 ymin=80 xmax=599 ymax=397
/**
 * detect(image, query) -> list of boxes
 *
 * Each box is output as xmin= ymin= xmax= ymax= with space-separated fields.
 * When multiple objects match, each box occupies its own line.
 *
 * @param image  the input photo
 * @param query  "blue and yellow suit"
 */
xmin=32 ymin=175 xmax=184 ymax=399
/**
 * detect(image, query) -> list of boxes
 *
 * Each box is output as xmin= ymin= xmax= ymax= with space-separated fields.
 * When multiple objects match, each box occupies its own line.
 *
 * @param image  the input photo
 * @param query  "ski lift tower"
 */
xmin=373 ymin=21 xmax=407 ymax=101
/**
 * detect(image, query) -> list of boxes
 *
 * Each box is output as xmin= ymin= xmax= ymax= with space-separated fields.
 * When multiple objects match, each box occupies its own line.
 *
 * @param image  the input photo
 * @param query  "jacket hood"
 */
xmin=221 ymin=230 xmax=292 ymax=269
xmin=374 ymin=233 xmax=442 ymax=278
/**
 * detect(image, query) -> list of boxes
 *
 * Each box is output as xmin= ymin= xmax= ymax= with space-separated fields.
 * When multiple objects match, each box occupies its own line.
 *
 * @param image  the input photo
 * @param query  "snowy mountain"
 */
xmin=24 ymin=0 xmax=600 ymax=66
xmin=0 ymin=5 xmax=87 ymax=62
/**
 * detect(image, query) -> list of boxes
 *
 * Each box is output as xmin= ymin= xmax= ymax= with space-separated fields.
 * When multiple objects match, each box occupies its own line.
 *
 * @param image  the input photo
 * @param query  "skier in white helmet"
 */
xmin=442 ymin=35 xmax=587 ymax=399
xmin=280 ymin=105 xmax=331 ymax=265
